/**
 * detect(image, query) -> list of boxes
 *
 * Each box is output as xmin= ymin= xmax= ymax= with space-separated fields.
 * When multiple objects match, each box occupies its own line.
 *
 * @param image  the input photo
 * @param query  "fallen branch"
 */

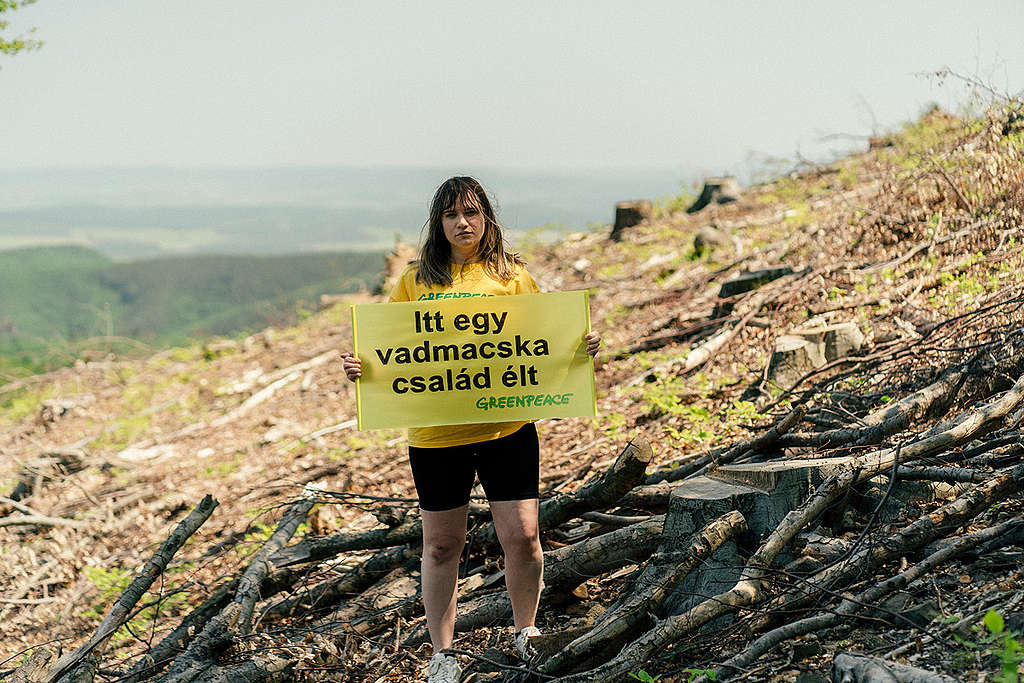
xmin=31 ymin=495 xmax=219 ymax=683
xmin=157 ymin=492 xmax=316 ymax=683
xmin=777 ymin=365 xmax=968 ymax=448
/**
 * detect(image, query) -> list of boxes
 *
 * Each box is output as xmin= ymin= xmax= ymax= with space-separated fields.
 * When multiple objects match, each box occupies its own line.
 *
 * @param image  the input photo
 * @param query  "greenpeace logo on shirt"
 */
xmin=417 ymin=292 xmax=496 ymax=300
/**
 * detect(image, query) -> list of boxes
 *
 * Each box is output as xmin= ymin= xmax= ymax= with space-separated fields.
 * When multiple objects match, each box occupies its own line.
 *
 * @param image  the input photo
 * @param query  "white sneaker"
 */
xmin=427 ymin=653 xmax=461 ymax=683
xmin=514 ymin=625 xmax=542 ymax=659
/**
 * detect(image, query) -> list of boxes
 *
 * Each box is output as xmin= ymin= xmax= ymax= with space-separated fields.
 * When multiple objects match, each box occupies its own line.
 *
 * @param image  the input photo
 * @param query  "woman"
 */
xmin=343 ymin=177 xmax=599 ymax=683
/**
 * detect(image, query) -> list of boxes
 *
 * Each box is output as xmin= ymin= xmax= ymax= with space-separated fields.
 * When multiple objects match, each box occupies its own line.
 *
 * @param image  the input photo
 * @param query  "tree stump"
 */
xmin=767 ymin=335 xmax=827 ymax=388
xmin=791 ymin=322 xmax=864 ymax=362
xmin=687 ymin=176 xmax=741 ymax=213
xmin=610 ymin=201 xmax=653 ymax=241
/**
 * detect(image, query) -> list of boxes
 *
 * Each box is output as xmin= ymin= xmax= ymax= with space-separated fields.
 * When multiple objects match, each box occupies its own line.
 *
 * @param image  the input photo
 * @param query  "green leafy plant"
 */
xmin=682 ymin=668 xmax=716 ymax=682
xmin=628 ymin=670 xmax=662 ymax=682
xmin=985 ymin=609 xmax=1023 ymax=683
xmin=953 ymin=609 xmax=1022 ymax=682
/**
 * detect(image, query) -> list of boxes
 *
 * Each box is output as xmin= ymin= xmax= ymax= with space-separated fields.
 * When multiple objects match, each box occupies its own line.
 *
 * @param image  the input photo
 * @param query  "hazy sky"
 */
xmin=3 ymin=1 xmax=1022 ymax=176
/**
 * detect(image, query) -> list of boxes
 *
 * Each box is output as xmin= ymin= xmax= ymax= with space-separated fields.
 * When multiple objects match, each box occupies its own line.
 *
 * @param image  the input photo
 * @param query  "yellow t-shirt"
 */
xmin=388 ymin=261 xmax=541 ymax=448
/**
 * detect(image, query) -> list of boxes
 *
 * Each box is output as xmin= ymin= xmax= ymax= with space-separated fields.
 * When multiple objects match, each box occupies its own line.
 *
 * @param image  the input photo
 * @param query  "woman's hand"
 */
xmin=584 ymin=331 xmax=601 ymax=358
xmin=341 ymin=352 xmax=362 ymax=381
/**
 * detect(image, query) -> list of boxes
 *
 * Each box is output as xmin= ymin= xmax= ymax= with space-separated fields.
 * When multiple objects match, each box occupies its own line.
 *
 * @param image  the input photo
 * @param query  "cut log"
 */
xmin=327 ymin=563 xmax=420 ymax=634
xmin=5 ymin=447 xmax=87 ymax=505
xmin=270 ymin=513 xmax=422 ymax=567
xmin=779 ymin=365 xmax=968 ymax=448
xmin=767 ymin=335 xmax=827 ymax=388
xmin=122 ymin=583 xmax=235 ymax=683
xmin=791 ymin=322 xmax=864 ymax=362
xmin=262 ymin=544 xmax=416 ymax=621
xmin=646 ymin=405 xmax=805 ymax=485
xmin=713 ymin=266 xmax=794 ymax=317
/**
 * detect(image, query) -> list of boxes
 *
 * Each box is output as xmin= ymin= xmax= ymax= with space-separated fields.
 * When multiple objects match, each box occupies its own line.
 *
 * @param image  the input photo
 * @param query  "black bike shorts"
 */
xmin=408 ymin=423 xmax=539 ymax=512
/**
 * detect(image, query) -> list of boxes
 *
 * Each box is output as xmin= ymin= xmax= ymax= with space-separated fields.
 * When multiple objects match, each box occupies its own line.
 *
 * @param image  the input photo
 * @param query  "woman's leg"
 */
xmin=420 ymin=505 xmax=469 ymax=651
xmin=490 ymin=498 xmax=543 ymax=631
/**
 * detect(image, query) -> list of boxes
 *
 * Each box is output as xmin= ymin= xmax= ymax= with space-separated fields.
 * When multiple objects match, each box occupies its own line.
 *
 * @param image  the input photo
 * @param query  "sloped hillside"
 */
xmin=3 ymin=104 xmax=1024 ymax=682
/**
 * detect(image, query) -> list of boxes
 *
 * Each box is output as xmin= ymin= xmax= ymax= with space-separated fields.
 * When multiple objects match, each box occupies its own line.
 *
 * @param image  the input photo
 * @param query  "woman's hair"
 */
xmin=416 ymin=176 xmax=524 ymax=287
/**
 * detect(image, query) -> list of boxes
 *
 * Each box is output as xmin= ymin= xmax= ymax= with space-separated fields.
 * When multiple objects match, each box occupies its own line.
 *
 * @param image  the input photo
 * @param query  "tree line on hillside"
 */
xmin=0 ymin=246 xmax=384 ymax=379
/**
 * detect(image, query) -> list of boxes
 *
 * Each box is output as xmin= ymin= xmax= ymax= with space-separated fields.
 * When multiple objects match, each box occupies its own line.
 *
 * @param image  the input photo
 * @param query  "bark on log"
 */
xmin=34 ymin=495 xmax=219 ymax=683
xmin=7 ymin=650 xmax=55 ymax=683
xmin=778 ymin=365 xmax=968 ymax=448
xmin=122 ymin=583 xmax=235 ymax=683
xmin=262 ymin=544 xmax=415 ymax=621
xmin=173 ymin=653 xmax=296 ymax=683
xmin=325 ymin=563 xmax=420 ymax=635
xmin=619 ymin=481 xmax=674 ymax=509
xmin=646 ymin=406 xmax=804 ymax=485
xmin=538 ymin=511 xmax=746 ymax=677
xmin=269 ymin=513 xmax=421 ymax=567
xmin=832 ymin=653 xmax=958 ymax=683
xmin=579 ymin=511 xmax=653 ymax=527
xmin=123 ymin=564 xmax=314 ymax=683
xmin=895 ymin=465 xmax=988 ymax=483
xmin=54 ymin=655 xmax=98 ymax=683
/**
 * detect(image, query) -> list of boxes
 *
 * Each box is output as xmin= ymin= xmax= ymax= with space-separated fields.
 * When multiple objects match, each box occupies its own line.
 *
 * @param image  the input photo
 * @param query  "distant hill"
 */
xmin=0 ymin=246 xmax=383 ymax=375
xmin=0 ymin=165 xmax=686 ymax=259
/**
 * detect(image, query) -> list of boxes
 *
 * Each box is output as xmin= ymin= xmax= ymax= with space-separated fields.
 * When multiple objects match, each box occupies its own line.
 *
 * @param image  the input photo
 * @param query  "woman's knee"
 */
xmin=423 ymin=534 xmax=465 ymax=565
xmin=501 ymin=530 xmax=542 ymax=563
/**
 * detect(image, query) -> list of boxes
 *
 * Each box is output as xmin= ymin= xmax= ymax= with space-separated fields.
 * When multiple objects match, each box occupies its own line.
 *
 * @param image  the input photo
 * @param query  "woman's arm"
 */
xmin=584 ymin=331 xmax=601 ymax=358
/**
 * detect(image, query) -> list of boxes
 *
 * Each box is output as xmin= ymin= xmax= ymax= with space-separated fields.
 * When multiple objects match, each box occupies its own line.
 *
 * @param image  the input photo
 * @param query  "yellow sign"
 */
xmin=352 ymin=291 xmax=596 ymax=430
